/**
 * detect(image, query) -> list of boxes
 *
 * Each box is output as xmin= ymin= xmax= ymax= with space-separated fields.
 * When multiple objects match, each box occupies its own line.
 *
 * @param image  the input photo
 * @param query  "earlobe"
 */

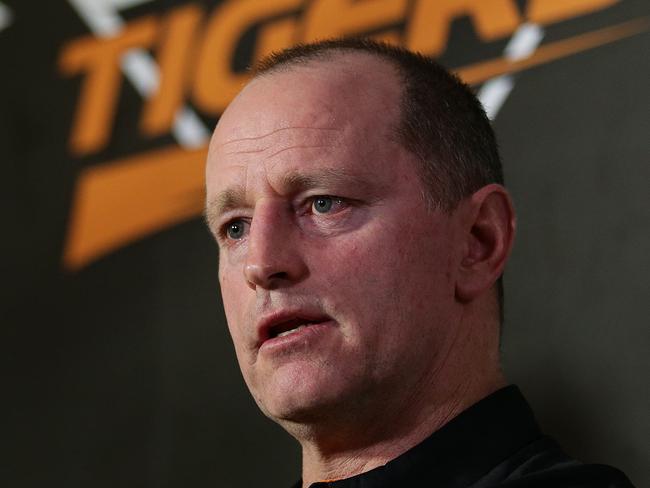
xmin=455 ymin=184 xmax=516 ymax=303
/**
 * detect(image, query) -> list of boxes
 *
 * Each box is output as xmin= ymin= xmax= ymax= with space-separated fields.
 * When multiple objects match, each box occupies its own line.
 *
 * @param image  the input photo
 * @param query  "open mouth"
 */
xmin=257 ymin=311 xmax=333 ymax=347
xmin=268 ymin=319 xmax=321 ymax=339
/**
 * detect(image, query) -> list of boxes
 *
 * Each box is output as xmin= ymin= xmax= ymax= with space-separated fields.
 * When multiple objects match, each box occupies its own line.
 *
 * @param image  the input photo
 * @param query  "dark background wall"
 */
xmin=2 ymin=1 xmax=648 ymax=487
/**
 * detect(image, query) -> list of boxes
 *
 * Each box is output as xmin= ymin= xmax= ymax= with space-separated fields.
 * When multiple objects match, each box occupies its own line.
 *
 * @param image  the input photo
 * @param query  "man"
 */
xmin=204 ymin=39 xmax=632 ymax=487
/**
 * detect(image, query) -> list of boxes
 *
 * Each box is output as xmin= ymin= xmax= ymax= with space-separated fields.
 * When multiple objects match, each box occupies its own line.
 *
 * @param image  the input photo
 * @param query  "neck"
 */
xmin=296 ymin=320 xmax=506 ymax=487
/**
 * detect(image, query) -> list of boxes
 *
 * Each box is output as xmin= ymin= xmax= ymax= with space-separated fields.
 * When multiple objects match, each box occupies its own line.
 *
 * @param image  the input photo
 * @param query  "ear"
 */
xmin=455 ymin=184 xmax=516 ymax=303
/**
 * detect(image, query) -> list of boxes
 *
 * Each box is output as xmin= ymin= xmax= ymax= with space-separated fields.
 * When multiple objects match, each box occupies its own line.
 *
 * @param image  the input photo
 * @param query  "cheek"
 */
xmin=219 ymin=252 xmax=246 ymax=303
xmin=218 ymin=265 xmax=249 ymax=342
xmin=307 ymin=227 xmax=410 ymax=323
xmin=220 ymin=279 xmax=257 ymax=376
xmin=313 ymin=218 xmax=455 ymax=324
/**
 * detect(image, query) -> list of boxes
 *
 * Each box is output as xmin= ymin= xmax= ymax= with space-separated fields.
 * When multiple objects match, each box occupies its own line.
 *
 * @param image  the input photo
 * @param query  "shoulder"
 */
xmin=495 ymin=464 xmax=634 ymax=487
xmin=479 ymin=436 xmax=635 ymax=488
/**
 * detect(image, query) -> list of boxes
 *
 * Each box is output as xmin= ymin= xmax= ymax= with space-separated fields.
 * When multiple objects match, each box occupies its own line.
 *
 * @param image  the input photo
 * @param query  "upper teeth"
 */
xmin=277 ymin=325 xmax=307 ymax=338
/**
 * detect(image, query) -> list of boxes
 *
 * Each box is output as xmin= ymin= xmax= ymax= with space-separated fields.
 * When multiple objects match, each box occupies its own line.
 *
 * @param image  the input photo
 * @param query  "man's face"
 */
xmin=205 ymin=56 xmax=463 ymax=425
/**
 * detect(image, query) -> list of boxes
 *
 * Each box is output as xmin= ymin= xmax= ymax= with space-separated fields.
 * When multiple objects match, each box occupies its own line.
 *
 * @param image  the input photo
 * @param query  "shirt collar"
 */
xmin=294 ymin=385 xmax=542 ymax=488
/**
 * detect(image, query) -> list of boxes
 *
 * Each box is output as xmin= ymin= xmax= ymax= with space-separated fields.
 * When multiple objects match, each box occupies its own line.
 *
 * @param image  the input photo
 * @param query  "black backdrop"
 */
xmin=2 ymin=1 xmax=648 ymax=487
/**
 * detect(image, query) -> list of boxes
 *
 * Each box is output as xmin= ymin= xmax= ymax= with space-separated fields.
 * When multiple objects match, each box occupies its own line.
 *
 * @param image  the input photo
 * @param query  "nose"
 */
xmin=243 ymin=202 xmax=308 ymax=290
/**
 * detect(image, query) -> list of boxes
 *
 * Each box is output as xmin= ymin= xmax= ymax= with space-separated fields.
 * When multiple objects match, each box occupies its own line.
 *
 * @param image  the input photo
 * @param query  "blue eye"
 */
xmin=226 ymin=220 xmax=246 ymax=239
xmin=313 ymin=196 xmax=334 ymax=213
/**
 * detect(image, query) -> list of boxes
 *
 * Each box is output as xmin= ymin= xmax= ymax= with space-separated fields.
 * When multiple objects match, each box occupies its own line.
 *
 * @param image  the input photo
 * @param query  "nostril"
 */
xmin=244 ymin=262 xmax=292 ymax=290
xmin=264 ymin=271 xmax=291 ymax=290
xmin=269 ymin=271 xmax=289 ymax=281
xmin=243 ymin=252 xmax=308 ymax=289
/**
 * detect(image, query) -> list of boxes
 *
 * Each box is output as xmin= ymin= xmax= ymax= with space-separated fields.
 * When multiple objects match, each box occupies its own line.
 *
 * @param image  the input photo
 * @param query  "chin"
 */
xmin=256 ymin=391 xmax=327 ymax=426
xmin=254 ymin=370 xmax=350 ymax=426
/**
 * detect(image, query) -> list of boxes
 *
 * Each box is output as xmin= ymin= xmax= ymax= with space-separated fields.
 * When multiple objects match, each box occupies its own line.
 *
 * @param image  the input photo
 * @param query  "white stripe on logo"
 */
xmin=479 ymin=23 xmax=545 ymax=120
xmin=67 ymin=0 xmax=210 ymax=148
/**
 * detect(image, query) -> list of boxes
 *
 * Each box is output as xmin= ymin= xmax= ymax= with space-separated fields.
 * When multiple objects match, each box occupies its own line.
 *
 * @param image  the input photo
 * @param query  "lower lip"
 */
xmin=259 ymin=320 xmax=335 ymax=353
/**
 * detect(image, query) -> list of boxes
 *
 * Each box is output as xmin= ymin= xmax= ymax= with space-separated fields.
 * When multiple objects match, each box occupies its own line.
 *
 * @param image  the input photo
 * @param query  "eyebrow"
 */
xmin=204 ymin=187 xmax=246 ymax=231
xmin=281 ymin=167 xmax=368 ymax=193
xmin=204 ymin=168 xmax=375 ymax=227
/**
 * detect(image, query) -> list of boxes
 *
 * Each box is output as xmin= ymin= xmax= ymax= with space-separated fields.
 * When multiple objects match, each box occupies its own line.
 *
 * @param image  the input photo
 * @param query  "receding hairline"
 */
xmin=251 ymin=48 xmax=406 ymax=115
xmin=210 ymin=48 xmax=406 ymax=155
xmin=255 ymin=46 xmax=400 ymax=77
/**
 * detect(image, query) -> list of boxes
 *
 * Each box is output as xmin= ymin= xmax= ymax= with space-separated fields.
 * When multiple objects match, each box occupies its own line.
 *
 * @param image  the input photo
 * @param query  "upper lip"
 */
xmin=256 ymin=309 xmax=332 ymax=346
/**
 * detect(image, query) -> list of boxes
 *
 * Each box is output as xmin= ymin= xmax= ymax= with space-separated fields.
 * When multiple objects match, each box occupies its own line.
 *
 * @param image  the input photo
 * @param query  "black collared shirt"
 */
xmin=292 ymin=386 xmax=633 ymax=487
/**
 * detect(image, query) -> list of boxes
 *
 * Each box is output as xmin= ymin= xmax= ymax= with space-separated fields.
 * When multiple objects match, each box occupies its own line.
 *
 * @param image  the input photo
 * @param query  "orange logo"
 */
xmin=58 ymin=0 xmax=648 ymax=270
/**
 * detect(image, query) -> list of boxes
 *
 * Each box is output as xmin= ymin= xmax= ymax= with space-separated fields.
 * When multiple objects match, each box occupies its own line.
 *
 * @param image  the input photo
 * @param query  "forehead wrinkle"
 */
xmin=223 ymin=143 xmax=329 ymax=158
xmin=224 ymin=145 xmax=271 ymax=156
xmin=265 ymin=144 xmax=330 ymax=161
xmin=216 ymin=127 xmax=343 ymax=165
xmin=216 ymin=126 xmax=341 ymax=148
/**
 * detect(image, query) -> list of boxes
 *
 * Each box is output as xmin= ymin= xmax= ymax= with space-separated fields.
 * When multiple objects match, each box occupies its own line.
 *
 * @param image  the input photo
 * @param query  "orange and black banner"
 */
xmin=2 ymin=1 xmax=648 ymax=487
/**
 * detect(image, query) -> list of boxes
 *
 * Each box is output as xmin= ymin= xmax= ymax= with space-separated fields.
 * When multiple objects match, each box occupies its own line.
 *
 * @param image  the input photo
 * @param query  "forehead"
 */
xmin=205 ymin=54 xmax=407 ymax=205
xmin=211 ymin=53 xmax=402 ymax=144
